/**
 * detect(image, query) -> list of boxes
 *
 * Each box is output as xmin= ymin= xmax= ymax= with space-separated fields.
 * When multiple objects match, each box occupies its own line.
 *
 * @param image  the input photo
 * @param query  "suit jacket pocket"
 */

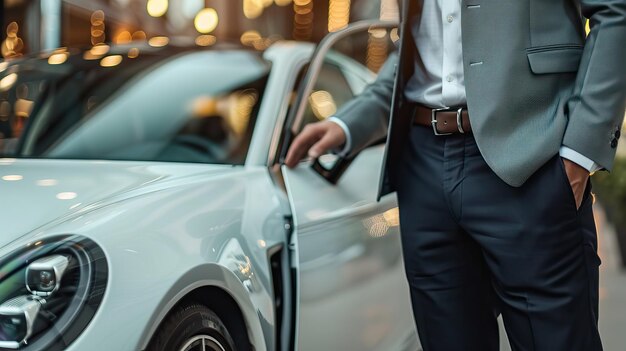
xmin=526 ymin=45 xmax=583 ymax=74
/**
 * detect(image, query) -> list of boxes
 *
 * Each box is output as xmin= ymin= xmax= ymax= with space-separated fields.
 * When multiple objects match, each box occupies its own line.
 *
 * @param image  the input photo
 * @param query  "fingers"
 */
xmin=309 ymin=132 xmax=337 ymax=159
xmin=284 ymin=121 xmax=347 ymax=168
xmin=285 ymin=124 xmax=323 ymax=168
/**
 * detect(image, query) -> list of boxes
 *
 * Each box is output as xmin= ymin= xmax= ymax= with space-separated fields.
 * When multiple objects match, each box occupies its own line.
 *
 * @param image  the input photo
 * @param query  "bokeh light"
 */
xmin=309 ymin=90 xmax=337 ymax=120
xmin=195 ymin=35 xmax=217 ymax=47
xmin=128 ymin=48 xmax=140 ymax=58
xmin=0 ymin=74 xmax=18 ymax=92
xmin=194 ymin=8 xmax=219 ymax=34
xmin=100 ymin=55 xmax=123 ymax=67
xmin=48 ymin=53 xmax=68 ymax=65
xmin=328 ymin=0 xmax=350 ymax=32
xmin=115 ymin=31 xmax=132 ymax=44
xmin=244 ymin=0 xmax=264 ymax=19
xmin=240 ymin=30 xmax=262 ymax=47
xmin=147 ymin=0 xmax=169 ymax=17
xmin=148 ymin=36 xmax=170 ymax=47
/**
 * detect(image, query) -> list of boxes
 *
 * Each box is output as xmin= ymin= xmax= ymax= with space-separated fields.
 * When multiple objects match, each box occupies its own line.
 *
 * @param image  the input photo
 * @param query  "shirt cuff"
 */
xmin=328 ymin=117 xmax=352 ymax=157
xmin=559 ymin=146 xmax=602 ymax=173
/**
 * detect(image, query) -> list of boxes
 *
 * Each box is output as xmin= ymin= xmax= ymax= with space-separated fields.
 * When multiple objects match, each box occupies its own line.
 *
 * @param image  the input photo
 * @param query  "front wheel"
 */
xmin=147 ymin=303 xmax=236 ymax=351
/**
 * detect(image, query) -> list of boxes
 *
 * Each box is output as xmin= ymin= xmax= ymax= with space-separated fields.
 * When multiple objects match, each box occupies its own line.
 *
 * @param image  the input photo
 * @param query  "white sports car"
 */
xmin=0 ymin=21 xmax=419 ymax=351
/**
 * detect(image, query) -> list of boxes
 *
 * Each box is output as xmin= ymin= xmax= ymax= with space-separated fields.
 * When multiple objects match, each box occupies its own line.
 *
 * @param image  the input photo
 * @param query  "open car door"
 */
xmin=280 ymin=21 xmax=420 ymax=351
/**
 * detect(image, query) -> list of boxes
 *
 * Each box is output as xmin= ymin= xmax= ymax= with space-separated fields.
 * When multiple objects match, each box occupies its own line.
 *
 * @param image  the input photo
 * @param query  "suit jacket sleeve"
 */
xmin=562 ymin=0 xmax=626 ymax=170
xmin=334 ymin=52 xmax=398 ymax=158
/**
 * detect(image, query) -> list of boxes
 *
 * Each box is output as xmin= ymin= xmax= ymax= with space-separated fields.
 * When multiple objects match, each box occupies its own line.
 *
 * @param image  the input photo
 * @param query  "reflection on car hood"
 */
xmin=0 ymin=158 xmax=234 ymax=248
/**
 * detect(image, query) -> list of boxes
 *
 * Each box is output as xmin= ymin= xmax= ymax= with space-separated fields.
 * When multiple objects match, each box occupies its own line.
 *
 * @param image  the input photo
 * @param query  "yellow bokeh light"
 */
xmin=91 ymin=44 xmax=110 ymax=56
xmin=91 ymin=27 xmax=104 ymax=38
xmin=328 ymin=0 xmax=351 ymax=32
xmin=149 ymin=36 xmax=170 ymax=47
xmin=147 ymin=0 xmax=168 ymax=17
xmin=244 ymin=0 xmax=264 ymax=19
xmin=48 ymin=53 xmax=68 ymax=65
xmin=115 ymin=31 xmax=132 ymax=44
xmin=190 ymin=96 xmax=218 ymax=118
xmin=84 ymin=44 xmax=110 ymax=60
xmin=100 ymin=55 xmax=123 ymax=68
xmin=240 ymin=30 xmax=262 ymax=46
xmin=15 ymin=98 xmax=33 ymax=118
xmin=128 ymin=48 xmax=140 ymax=58
xmin=309 ymin=90 xmax=337 ymax=120
xmin=90 ymin=10 xmax=105 ymax=25
xmin=383 ymin=208 xmax=400 ymax=227
xmin=195 ymin=35 xmax=217 ymax=47
xmin=380 ymin=0 xmax=400 ymax=22
xmin=132 ymin=31 xmax=147 ymax=41
xmin=390 ymin=28 xmax=400 ymax=42
xmin=6 ymin=22 xmax=18 ymax=38
xmin=369 ymin=28 xmax=387 ymax=39
xmin=228 ymin=90 xmax=258 ymax=135
xmin=83 ymin=51 xmax=98 ymax=60
xmin=364 ymin=215 xmax=390 ymax=238
xmin=194 ymin=8 xmax=219 ymax=34
xmin=275 ymin=0 xmax=292 ymax=5
xmin=0 ymin=73 xmax=18 ymax=92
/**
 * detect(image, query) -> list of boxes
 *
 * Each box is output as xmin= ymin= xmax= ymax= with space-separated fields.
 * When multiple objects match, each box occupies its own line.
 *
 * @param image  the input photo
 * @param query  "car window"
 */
xmin=289 ymin=27 xmax=396 ymax=150
xmin=300 ymin=62 xmax=356 ymax=129
xmin=0 ymin=50 xmax=270 ymax=165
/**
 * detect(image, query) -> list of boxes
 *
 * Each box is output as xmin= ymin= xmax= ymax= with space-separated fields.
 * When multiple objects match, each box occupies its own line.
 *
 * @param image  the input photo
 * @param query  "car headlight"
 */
xmin=0 ymin=235 xmax=108 ymax=350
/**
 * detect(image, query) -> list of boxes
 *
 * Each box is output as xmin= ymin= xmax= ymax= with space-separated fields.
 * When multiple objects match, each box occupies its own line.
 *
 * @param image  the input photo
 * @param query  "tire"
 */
xmin=147 ymin=302 xmax=237 ymax=351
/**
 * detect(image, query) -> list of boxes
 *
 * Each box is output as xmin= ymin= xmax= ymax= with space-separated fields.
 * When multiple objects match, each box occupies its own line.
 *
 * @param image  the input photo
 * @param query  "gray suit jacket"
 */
xmin=336 ymin=0 xmax=626 ymax=200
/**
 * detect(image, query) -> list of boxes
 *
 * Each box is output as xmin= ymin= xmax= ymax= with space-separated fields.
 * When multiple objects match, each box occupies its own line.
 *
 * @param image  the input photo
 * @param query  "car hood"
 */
xmin=0 ymin=158 xmax=235 ymax=247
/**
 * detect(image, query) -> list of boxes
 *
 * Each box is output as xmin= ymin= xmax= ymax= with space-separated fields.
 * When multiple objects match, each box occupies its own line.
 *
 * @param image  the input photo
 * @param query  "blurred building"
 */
xmin=1 ymin=0 xmax=399 ymax=57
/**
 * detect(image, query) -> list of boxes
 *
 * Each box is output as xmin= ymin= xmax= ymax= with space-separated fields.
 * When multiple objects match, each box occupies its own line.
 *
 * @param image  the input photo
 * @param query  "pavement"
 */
xmin=599 ymin=123 xmax=626 ymax=350
xmin=596 ymin=205 xmax=626 ymax=350
xmin=497 ymin=204 xmax=626 ymax=350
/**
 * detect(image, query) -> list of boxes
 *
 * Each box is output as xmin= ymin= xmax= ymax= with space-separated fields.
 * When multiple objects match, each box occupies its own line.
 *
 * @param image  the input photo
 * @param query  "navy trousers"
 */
xmin=396 ymin=125 xmax=602 ymax=351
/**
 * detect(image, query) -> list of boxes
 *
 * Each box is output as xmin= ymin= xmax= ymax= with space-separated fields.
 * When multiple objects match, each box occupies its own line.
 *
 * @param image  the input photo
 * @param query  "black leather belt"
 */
xmin=413 ymin=104 xmax=472 ymax=135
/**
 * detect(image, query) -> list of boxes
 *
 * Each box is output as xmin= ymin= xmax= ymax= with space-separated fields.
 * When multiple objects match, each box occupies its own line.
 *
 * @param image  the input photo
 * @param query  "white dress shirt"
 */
xmin=405 ymin=0 xmax=466 ymax=108
xmin=332 ymin=0 xmax=599 ymax=172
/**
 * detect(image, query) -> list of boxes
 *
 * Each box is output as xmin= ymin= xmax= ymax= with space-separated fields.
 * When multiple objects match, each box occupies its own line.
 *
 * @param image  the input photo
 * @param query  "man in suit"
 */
xmin=286 ymin=0 xmax=626 ymax=350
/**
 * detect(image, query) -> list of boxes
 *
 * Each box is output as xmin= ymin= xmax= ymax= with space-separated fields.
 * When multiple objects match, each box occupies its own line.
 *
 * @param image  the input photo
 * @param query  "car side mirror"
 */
xmin=311 ymin=153 xmax=354 ymax=185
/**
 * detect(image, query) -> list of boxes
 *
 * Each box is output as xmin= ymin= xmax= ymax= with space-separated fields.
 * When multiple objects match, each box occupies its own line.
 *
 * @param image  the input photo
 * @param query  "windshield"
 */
xmin=0 ymin=48 xmax=270 ymax=165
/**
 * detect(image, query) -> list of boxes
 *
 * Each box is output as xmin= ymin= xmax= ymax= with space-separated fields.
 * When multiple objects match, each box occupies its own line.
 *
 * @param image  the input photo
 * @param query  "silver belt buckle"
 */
xmin=456 ymin=107 xmax=465 ymax=134
xmin=431 ymin=107 xmax=453 ymax=136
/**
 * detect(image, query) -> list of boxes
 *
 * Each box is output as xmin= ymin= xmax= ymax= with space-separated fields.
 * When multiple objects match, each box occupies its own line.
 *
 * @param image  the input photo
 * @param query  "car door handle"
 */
xmin=311 ymin=156 xmax=354 ymax=185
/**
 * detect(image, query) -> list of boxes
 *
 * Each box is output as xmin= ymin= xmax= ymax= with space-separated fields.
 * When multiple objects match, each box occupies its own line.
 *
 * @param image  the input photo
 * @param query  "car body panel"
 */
xmin=283 ymin=146 xmax=419 ymax=350
xmin=280 ymin=21 xmax=419 ymax=350
xmin=0 ymin=159 xmax=234 ymax=246
xmin=0 ymin=161 xmax=286 ymax=351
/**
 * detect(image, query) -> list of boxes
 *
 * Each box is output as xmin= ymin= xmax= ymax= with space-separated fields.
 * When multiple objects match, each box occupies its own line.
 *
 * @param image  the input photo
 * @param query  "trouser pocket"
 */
xmin=555 ymin=156 xmax=592 ymax=213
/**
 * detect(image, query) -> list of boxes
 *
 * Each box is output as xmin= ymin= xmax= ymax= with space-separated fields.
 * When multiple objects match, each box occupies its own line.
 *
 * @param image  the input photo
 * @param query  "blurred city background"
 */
xmin=0 ymin=0 xmax=398 ymax=56
xmin=0 ymin=0 xmax=625 ymax=349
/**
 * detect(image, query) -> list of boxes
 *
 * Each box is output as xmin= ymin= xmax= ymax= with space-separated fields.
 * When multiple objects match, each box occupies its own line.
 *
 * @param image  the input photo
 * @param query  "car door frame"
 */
xmin=277 ymin=20 xmax=399 ymax=165
xmin=277 ymin=20 xmax=419 ymax=351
